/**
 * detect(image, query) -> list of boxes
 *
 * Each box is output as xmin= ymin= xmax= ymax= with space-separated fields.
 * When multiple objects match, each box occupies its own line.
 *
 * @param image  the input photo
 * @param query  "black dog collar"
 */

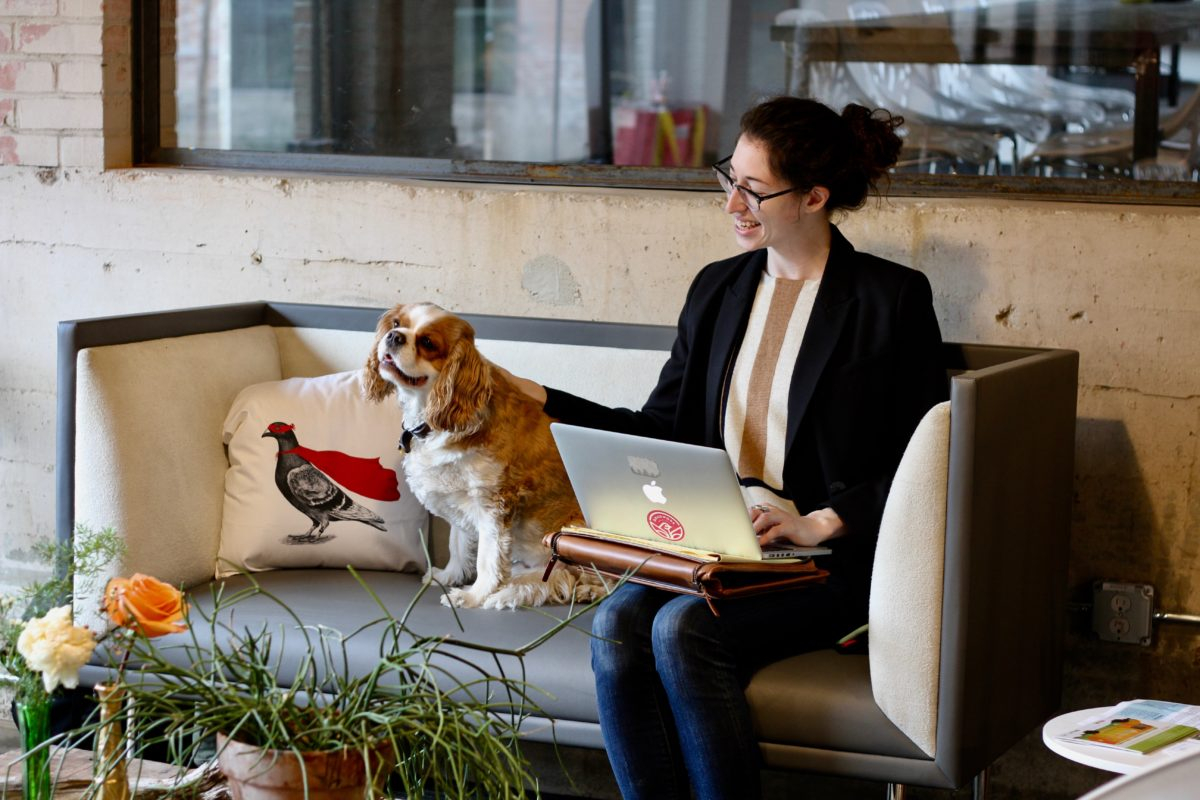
xmin=399 ymin=422 xmax=431 ymax=453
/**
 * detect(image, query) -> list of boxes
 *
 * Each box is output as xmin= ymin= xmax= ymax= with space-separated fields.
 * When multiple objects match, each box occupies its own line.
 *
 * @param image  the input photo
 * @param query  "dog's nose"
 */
xmin=385 ymin=330 xmax=406 ymax=347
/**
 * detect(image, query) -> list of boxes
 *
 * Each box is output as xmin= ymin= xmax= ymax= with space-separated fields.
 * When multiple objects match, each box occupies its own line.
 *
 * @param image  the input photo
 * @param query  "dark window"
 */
xmin=138 ymin=0 xmax=1200 ymax=204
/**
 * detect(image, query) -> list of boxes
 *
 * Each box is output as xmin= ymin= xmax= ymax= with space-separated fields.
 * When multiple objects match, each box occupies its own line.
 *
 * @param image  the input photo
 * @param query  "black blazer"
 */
xmin=545 ymin=226 xmax=948 ymax=619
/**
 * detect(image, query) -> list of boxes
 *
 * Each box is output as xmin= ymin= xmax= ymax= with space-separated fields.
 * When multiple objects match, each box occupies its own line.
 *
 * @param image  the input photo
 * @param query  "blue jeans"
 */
xmin=591 ymin=583 xmax=843 ymax=800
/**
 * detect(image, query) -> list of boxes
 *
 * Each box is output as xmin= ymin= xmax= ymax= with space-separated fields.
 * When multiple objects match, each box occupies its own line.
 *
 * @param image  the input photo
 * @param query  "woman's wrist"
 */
xmin=805 ymin=507 xmax=845 ymax=544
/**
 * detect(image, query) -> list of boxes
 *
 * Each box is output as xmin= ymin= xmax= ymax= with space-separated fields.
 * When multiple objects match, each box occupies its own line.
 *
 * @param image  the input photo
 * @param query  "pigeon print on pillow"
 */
xmin=261 ymin=421 xmax=400 ymax=543
xmin=219 ymin=370 xmax=428 ymax=576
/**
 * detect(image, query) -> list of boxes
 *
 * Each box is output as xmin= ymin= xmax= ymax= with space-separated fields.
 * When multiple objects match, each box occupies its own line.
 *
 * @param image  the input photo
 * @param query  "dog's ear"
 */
xmin=362 ymin=348 xmax=395 ymax=403
xmin=426 ymin=336 xmax=492 ymax=434
xmin=362 ymin=307 xmax=401 ymax=403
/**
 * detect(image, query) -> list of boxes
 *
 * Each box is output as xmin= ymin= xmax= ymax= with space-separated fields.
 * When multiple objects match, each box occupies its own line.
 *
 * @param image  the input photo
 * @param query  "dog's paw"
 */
xmin=425 ymin=566 xmax=466 ymax=587
xmin=440 ymin=586 xmax=488 ymax=609
xmin=480 ymin=587 xmax=525 ymax=611
xmin=570 ymin=581 xmax=610 ymax=604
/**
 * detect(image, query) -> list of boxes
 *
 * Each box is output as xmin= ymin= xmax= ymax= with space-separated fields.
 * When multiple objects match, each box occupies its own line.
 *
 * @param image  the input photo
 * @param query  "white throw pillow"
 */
xmin=218 ymin=371 xmax=429 ymax=577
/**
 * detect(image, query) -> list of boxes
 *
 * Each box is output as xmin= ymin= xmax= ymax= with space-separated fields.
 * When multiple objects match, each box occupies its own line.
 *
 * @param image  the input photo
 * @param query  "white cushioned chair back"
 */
xmin=868 ymin=401 xmax=951 ymax=757
xmin=73 ymin=326 xmax=282 ymax=629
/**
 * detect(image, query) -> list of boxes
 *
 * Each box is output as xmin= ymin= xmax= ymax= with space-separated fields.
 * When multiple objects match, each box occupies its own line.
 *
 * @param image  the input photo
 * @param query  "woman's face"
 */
xmin=723 ymin=136 xmax=815 ymax=254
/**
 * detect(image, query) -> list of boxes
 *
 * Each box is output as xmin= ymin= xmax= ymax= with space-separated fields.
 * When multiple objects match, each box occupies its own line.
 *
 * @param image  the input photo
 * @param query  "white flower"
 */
xmin=16 ymin=605 xmax=97 ymax=693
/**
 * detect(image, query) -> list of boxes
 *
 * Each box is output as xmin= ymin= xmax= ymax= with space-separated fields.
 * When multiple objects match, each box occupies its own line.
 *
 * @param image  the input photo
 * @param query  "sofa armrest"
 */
xmin=937 ymin=346 xmax=1078 ymax=785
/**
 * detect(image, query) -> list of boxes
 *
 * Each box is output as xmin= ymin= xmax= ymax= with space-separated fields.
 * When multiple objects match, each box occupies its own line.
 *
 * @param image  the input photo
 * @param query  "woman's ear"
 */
xmin=803 ymin=185 xmax=831 ymax=214
xmin=362 ymin=345 xmax=395 ymax=403
xmin=425 ymin=338 xmax=492 ymax=434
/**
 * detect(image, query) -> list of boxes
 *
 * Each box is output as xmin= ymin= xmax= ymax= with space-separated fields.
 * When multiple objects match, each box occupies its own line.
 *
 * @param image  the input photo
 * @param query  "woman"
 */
xmin=514 ymin=97 xmax=948 ymax=799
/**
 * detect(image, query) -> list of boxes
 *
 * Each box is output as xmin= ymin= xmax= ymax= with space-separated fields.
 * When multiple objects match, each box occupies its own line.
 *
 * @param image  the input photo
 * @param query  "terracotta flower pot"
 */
xmin=215 ymin=734 xmax=392 ymax=800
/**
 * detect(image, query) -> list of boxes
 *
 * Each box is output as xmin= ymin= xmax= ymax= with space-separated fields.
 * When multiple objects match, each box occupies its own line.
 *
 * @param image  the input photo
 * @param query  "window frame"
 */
xmin=131 ymin=2 xmax=1200 ymax=207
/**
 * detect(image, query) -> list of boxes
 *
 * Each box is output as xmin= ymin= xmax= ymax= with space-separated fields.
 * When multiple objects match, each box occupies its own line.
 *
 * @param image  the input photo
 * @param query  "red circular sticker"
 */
xmin=647 ymin=510 xmax=685 ymax=542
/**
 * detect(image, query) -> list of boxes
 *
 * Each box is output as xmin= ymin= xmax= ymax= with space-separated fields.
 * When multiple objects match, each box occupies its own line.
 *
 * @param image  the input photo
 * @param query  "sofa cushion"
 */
xmin=274 ymin=327 xmax=374 ymax=378
xmin=73 ymin=326 xmax=283 ymax=631
xmin=217 ymin=371 xmax=428 ymax=576
xmin=74 ymin=570 xmax=607 ymax=747
xmin=868 ymin=401 xmax=951 ymax=757
xmin=747 ymin=650 xmax=931 ymax=761
xmin=475 ymin=339 xmax=668 ymax=410
xmin=272 ymin=328 xmax=669 ymax=412
xmin=78 ymin=570 xmax=928 ymax=759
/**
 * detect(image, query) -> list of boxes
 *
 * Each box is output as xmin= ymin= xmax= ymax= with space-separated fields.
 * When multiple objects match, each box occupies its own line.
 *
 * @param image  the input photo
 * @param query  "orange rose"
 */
xmin=104 ymin=574 xmax=187 ymax=638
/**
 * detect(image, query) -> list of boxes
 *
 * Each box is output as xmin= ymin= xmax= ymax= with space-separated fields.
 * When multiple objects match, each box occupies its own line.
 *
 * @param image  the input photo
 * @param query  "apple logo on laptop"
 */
xmin=642 ymin=480 xmax=667 ymax=504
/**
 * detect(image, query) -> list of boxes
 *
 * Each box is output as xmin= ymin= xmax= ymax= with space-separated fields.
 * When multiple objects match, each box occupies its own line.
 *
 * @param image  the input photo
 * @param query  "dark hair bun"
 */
xmin=840 ymin=104 xmax=904 ymax=187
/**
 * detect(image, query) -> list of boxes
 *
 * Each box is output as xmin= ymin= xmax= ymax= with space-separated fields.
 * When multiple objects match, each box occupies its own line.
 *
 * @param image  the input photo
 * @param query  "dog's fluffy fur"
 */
xmin=364 ymin=302 xmax=604 ymax=609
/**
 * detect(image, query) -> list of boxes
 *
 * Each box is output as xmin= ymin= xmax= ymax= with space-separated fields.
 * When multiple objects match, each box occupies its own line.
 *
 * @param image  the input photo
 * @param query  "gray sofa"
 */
xmin=58 ymin=301 xmax=1078 ymax=796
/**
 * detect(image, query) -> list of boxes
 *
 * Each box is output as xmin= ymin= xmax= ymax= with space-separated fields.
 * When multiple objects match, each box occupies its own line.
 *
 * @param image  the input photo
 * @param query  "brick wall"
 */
xmin=0 ymin=0 xmax=131 ymax=168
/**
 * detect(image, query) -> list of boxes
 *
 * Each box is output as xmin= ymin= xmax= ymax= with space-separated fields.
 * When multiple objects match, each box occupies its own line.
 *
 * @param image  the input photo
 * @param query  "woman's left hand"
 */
xmin=750 ymin=504 xmax=845 ymax=548
xmin=494 ymin=365 xmax=548 ymax=406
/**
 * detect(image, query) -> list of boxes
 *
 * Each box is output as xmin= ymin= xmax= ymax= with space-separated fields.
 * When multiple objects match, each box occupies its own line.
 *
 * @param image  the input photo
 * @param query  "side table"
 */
xmin=1043 ymin=707 xmax=1200 ymax=775
xmin=0 ymin=746 xmax=226 ymax=798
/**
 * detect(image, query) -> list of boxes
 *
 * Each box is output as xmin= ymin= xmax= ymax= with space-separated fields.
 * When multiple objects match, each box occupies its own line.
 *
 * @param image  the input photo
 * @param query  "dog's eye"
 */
xmin=417 ymin=336 xmax=436 ymax=352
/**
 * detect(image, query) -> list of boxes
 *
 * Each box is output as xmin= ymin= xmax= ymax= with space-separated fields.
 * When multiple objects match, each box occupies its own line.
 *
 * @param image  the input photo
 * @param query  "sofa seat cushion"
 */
xmin=746 ymin=650 xmax=930 ymax=760
xmin=105 ymin=570 xmax=605 ymax=728
xmin=83 ymin=569 xmax=926 ymax=762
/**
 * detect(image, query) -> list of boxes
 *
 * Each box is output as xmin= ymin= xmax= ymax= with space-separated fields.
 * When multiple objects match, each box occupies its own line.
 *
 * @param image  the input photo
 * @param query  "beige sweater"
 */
xmin=722 ymin=273 xmax=820 ymax=517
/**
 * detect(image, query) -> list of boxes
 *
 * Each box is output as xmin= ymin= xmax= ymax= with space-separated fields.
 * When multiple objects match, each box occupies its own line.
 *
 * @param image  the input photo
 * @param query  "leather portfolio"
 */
xmin=541 ymin=527 xmax=828 ymax=615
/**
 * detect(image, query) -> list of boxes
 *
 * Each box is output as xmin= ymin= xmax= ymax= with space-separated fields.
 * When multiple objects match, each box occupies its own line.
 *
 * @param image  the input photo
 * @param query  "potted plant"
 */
xmin=97 ymin=567 xmax=605 ymax=799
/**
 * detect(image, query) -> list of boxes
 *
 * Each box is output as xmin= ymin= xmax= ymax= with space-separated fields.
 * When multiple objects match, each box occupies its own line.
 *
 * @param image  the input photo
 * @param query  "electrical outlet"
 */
xmin=1092 ymin=581 xmax=1154 ymax=646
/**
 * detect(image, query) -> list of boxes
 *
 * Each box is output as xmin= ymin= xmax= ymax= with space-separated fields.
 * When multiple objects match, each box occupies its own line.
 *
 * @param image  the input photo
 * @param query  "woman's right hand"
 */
xmin=750 ymin=504 xmax=844 ymax=548
xmin=495 ymin=365 xmax=548 ymax=406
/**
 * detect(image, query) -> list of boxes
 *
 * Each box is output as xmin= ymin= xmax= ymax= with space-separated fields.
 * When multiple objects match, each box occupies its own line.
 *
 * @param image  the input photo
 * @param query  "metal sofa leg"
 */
xmin=973 ymin=767 xmax=990 ymax=800
xmin=887 ymin=767 xmax=987 ymax=800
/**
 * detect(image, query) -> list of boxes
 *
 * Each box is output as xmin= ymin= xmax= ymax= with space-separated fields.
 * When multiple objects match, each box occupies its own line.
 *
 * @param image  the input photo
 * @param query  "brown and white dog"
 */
xmin=363 ymin=302 xmax=604 ymax=609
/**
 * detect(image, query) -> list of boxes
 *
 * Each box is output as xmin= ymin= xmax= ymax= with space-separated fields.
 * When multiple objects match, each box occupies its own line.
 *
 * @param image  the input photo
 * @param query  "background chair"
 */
xmin=1021 ymin=85 xmax=1200 ymax=178
xmin=920 ymin=0 xmax=1135 ymax=130
xmin=775 ymin=7 xmax=1003 ymax=174
xmin=1077 ymin=750 xmax=1200 ymax=800
xmin=846 ymin=0 xmax=1053 ymax=169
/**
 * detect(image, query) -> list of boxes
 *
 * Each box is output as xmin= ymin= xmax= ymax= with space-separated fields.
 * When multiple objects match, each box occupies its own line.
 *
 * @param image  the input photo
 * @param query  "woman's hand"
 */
xmin=750 ymin=504 xmax=845 ymax=548
xmin=495 ymin=365 xmax=548 ymax=406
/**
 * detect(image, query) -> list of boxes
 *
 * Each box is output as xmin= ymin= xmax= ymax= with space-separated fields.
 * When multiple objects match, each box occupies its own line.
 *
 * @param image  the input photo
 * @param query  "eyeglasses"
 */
xmin=712 ymin=156 xmax=801 ymax=211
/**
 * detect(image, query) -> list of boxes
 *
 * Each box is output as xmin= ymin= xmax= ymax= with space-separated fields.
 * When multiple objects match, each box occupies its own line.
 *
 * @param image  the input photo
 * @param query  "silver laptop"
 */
xmin=550 ymin=423 xmax=832 ymax=562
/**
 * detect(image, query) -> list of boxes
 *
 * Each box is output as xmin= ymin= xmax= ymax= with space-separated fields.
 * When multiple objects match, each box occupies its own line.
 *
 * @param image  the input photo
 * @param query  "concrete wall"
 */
xmin=2 ymin=2 xmax=1199 ymax=799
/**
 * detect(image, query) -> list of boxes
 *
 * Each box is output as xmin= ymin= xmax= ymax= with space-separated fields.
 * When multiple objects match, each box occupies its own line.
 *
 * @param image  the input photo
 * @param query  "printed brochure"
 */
xmin=1057 ymin=700 xmax=1200 ymax=756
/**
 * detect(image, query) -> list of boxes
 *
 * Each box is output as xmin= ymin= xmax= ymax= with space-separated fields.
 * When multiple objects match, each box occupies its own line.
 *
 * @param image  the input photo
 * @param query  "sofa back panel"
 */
xmin=274 ymin=327 xmax=375 ymax=378
xmin=476 ymin=339 xmax=668 ymax=410
xmin=869 ymin=401 xmax=950 ymax=757
xmin=73 ymin=326 xmax=283 ymax=629
xmin=272 ymin=328 xmax=670 ymax=412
